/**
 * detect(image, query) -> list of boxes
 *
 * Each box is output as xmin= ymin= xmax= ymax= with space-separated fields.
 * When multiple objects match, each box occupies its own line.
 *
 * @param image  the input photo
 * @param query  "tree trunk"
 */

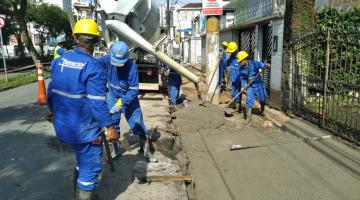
xmin=13 ymin=0 xmax=41 ymax=64
xmin=15 ymin=32 xmax=26 ymax=57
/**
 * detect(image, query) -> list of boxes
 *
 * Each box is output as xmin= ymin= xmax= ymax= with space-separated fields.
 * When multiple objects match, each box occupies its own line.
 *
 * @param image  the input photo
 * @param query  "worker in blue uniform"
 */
xmin=160 ymin=62 xmax=169 ymax=92
xmin=47 ymin=19 xmax=118 ymax=200
xmin=226 ymin=41 xmax=238 ymax=67
xmin=238 ymin=51 xmax=271 ymax=125
xmin=98 ymin=41 xmax=157 ymax=163
xmin=53 ymin=35 xmax=66 ymax=59
xmin=168 ymin=55 xmax=183 ymax=111
xmin=226 ymin=42 xmax=242 ymax=112
xmin=219 ymin=41 xmax=228 ymax=91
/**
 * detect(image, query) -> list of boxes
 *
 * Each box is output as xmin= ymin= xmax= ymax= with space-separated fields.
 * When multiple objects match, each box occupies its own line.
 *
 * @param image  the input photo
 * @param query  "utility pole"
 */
xmin=166 ymin=0 xmax=171 ymax=55
xmin=206 ymin=16 xmax=220 ymax=105
xmin=167 ymin=0 xmax=170 ymax=33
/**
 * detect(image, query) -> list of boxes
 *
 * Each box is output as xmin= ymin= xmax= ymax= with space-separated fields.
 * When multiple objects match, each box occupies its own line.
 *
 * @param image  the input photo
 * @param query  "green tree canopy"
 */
xmin=26 ymin=1 xmax=71 ymax=56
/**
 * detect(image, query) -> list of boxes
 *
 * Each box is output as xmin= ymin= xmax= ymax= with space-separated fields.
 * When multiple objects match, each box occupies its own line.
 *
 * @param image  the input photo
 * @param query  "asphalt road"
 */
xmin=0 ymin=82 xmax=187 ymax=200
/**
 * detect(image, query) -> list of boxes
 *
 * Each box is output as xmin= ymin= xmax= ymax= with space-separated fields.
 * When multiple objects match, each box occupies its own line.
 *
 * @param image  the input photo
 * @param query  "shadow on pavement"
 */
xmin=0 ymin=103 xmax=47 ymax=127
xmin=0 ymin=130 xmax=75 ymax=200
xmin=0 ymin=129 xmax=148 ymax=200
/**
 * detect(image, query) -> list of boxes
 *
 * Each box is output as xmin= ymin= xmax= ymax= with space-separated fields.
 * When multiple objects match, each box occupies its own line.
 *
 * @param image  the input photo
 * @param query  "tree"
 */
xmin=2 ymin=15 xmax=27 ymax=57
xmin=26 ymin=2 xmax=71 ymax=57
xmin=0 ymin=0 xmax=40 ymax=64
xmin=0 ymin=0 xmax=72 ymax=63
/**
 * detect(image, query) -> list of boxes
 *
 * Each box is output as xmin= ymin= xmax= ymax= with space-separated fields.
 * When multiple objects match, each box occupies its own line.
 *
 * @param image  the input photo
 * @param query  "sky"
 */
xmin=43 ymin=0 xmax=63 ymax=8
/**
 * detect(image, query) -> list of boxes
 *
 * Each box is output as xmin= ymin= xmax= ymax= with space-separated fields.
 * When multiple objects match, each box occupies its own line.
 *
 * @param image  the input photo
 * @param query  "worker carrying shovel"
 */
xmin=237 ymin=51 xmax=271 ymax=125
xmin=47 ymin=19 xmax=118 ymax=199
xmin=98 ymin=41 xmax=157 ymax=163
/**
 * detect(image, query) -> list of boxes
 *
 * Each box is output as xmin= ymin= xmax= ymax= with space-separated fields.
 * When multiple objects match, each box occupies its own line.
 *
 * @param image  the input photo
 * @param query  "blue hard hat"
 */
xmin=110 ymin=41 xmax=129 ymax=67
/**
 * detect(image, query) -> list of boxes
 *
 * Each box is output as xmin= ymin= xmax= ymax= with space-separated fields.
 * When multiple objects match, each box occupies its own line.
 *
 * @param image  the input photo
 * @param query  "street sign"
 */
xmin=0 ymin=14 xmax=5 ymax=28
xmin=202 ymin=0 xmax=223 ymax=15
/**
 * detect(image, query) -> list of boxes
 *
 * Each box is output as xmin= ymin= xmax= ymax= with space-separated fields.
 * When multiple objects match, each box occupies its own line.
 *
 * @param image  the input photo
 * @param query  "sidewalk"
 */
xmin=172 ymin=94 xmax=360 ymax=200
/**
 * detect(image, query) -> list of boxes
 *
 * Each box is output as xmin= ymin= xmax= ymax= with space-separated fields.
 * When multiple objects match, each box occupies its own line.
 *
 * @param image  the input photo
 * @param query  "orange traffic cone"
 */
xmin=37 ymin=62 xmax=47 ymax=105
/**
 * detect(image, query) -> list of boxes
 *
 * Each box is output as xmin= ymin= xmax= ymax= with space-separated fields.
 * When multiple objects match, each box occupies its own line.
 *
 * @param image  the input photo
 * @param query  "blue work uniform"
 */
xmin=229 ymin=59 xmax=246 ymax=102
xmin=47 ymin=48 xmax=113 ymax=191
xmin=219 ymin=49 xmax=227 ymax=84
xmin=169 ymin=69 xmax=182 ymax=105
xmin=245 ymin=60 xmax=268 ymax=108
xmin=226 ymin=52 xmax=237 ymax=67
xmin=98 ymin=55 xmax=147 ymax=138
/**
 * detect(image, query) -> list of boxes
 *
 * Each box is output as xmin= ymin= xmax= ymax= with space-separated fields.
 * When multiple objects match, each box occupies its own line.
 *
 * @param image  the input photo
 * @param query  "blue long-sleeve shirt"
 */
xmin=98 ymin=55 xmax=139 ymax=108
xmin=47 ymin=48 xmax=113 ymax=144
xmin=246 ymin=60 xmax=265 ymax=84
xmin=226 ymin=52 xmax=237 ymax=66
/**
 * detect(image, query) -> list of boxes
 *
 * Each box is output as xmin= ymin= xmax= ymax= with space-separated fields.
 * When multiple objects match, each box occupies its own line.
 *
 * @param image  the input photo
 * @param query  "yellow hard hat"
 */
xmin=226 ymin=42 xmax=238 ymax=53
xmin=237 ymin=51 xmax=249 ymax=62
xmin=222 ymin=41 xmax=228 ymax=47
xmin=73 ymin=18 xmax=100 ymax=37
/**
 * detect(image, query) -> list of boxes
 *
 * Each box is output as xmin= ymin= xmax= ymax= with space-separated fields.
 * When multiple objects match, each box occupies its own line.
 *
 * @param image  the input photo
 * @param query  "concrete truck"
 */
xmin=94 ymin=0 xmax=199 ymax=91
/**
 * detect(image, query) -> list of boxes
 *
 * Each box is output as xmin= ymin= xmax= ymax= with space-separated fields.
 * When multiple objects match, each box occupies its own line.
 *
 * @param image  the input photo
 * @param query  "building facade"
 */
xmin=173 ymin=3 xmax=203 ymax=66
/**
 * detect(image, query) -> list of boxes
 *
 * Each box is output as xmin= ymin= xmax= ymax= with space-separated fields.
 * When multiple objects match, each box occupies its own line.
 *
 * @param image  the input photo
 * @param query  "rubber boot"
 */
xmin=170 ymin=105 xmax=175 ymax=114
xmin=235 ymin=102 xmax=240 ymax=112
xmin=237 ymin=102 xmax=243 ymax=113
xmin=140 ymin=136 xmax=158 ymax=163
xmin=75 ymin=188 xmax=95 ymax=200
xmin=73 ymin=168 xmax=79 ymax=198
xmin=244 ymin=108 xmax=252 ymax=125
xmin=259 ymin=102 xmax=266 ymax=117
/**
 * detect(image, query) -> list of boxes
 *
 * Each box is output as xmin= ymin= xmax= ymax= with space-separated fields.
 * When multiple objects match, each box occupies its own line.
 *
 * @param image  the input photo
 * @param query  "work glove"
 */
xmin=110 ymin=98 xmax=123 ymax=114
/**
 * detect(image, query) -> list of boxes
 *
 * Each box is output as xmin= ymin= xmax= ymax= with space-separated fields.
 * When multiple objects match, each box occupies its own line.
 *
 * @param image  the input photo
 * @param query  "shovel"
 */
xmin=230 ymin=135 xmax=332 ymax=151
xmin=224 ymin=72 xmax=261 ymax=116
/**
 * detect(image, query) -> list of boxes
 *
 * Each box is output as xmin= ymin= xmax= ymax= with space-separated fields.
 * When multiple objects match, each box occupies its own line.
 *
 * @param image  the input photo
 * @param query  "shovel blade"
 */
xmin=224 ymin=108 xmax=235 ymax=117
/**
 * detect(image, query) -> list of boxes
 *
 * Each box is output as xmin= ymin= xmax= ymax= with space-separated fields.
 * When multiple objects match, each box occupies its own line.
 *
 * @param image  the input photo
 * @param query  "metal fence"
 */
xmin=290 ymin=29 xmax=360 ymax=144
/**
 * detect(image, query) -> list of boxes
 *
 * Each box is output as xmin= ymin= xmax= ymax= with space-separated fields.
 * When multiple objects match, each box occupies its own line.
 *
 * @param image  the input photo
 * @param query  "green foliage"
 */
xmin=26 ymin=2 xmax=70 ymax=36
xmin=297 ymin=7 xmax=360 ymax=104
xmin=316 ymin=7 xmax=360 ymax=87
xmin=315 ymin=7 xmax=360 ymax=31
xmin=26 ymin=1 xmax=72 ymax=56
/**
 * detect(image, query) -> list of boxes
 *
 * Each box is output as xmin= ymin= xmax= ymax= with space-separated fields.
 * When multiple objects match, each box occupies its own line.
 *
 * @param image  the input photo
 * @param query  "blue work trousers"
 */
xmin=106 ymin=93 xmax=147 ymax=138
xmin=231 ymin=79 xmax=246 ymax=102
xmin=169 ymin=74 xmax=182 ymax=105
xmin=71 ymin=142 xmax=103 ymax=191
xmin=245 ymin=83 xmax=268 ymax=108
xmin=219 ymin=62 xmax=227 ymax=85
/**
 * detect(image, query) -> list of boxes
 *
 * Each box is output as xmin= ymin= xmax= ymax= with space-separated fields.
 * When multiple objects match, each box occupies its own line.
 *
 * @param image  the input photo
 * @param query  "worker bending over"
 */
xmin=98 ymin=41 xmax=157 ymax=162
xmin=47 ymin=19 xmax=118 ymax=200
xmin=238 ymin=51 xmax=271 ymax=125
xmin=168 ymin=55 xmax=183 ymax=111
xmin=227 ymin=42 xmax=242 ymax=112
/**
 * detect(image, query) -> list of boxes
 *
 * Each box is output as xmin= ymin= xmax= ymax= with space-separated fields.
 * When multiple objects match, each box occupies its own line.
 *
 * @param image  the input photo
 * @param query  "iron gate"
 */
xmin=239 ymin=29 xmax=256 ymax=59
xmin=262 ymin=24 xmax=272 ymax=95
xmin=290 ymin=29 xmax=360 ymax=144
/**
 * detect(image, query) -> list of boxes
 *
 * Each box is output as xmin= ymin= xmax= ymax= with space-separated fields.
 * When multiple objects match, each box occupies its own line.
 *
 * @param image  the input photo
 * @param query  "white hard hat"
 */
xmin=174 ymin=55 xmax=182 ymax=61
xmin=56 ymin=35 xmax=66 ymax=43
